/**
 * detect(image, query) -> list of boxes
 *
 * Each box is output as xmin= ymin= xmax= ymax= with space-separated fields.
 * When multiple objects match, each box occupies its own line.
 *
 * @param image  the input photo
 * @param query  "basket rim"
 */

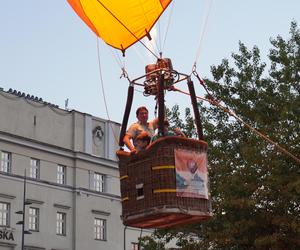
xmin=117 ymin=136 xmax=207 ymax=161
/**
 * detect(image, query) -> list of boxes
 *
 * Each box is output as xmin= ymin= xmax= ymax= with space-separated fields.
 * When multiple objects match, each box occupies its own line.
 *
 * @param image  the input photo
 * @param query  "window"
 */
xmin=93 ymin=173 xmax=105 ymax=192
xmin=57 ymin=165 xmax=66 ymax=185
xmin=131 ymin=242 xmax=140 ymax=250
xmin=94 ymin=218 xmax=106 ymax=240
xmin=0 ymin=151 xmax=11 ymax=173
xmin=30 ymin=158 xmax=40 ymax=179
xmin=0 ymin=202 xmax=10 ymax=226
xmin=56 ymin=212 xmax=66 ymax=235
xmin=28 ymin=207 xmax=39 ymax=231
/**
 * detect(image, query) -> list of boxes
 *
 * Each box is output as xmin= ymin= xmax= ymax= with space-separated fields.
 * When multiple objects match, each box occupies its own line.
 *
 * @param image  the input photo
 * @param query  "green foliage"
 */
xmin=166 ymin=105 xmax=197 ymax=138
xmin=139 ymin=235 xmax=166 ymax=250
xmin=200 ymin=21 xmax=300 ymax=250
xmin=143 ymin=22 xmax=300 ymax=249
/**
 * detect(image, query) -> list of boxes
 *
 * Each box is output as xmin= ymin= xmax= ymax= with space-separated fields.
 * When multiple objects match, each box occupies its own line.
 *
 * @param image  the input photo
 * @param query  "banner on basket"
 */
xmin=175 ymin=149 xmax=208 ymax=199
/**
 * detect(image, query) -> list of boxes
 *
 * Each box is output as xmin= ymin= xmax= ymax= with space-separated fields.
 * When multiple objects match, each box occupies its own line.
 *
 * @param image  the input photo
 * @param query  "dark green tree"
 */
xmin=142 ymin=22 xmax=300 ymax=249
xmin=200 ymin=21 xmax=300 ymax=250
xmin=138 ymin=235 xmax=166 ymax=250
xmin=166 ymin=105 xmax=196 ymax=138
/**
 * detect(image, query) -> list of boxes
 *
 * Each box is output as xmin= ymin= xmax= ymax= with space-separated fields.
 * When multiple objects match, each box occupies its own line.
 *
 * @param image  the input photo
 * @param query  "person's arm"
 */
xmin=151 ymin=117 xmax=159 ymax=130
xmin=123 ymin=134 xmax=136 ymax=153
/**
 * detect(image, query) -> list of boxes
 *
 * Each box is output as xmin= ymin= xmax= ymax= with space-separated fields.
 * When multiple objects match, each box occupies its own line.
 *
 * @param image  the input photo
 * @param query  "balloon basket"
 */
xmin=117 ymin=137 xmax=213 ymax=229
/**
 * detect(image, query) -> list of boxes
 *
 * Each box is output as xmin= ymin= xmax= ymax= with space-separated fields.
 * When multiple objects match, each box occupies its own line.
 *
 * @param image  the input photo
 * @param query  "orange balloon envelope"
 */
xmin=67 ymin=0 xmax=172 ymax=52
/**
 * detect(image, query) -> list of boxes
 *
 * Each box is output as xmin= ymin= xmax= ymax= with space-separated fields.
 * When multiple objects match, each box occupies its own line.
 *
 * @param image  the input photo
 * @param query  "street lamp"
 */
xmin=16 ymin=169 xmax=32 ymax=250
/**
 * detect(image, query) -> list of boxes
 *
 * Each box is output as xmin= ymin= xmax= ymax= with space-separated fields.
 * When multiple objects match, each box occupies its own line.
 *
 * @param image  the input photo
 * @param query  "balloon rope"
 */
xmin=132 ymin=45 xmax=149 ymax=65
xmin=147 ymin=33 xmax=160 ymax=59
xmin=107 ymin=44 xmax=125 ymax=69
xmin=96 ymin=38 xmax=119 ymax=144
xmin=162 ymin=0 xmax=175 ymax=53
xmin=192 ymin=0 xmax=213 ymax=71
xmin=96 ymin=0 xmax=159 ymax=59
xmin=157 ymin=12 xmax=162 ymax=53
xmin=172 ymin=86 xmax=300 ymax=166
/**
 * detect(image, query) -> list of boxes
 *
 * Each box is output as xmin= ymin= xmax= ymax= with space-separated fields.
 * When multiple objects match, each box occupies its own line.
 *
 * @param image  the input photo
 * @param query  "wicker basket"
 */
xmin=117 ymin=136 xmax=213 ymax=229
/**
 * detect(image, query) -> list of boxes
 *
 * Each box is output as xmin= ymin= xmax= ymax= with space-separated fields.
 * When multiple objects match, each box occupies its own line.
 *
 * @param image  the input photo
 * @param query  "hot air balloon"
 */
xmin=67 ymin=0 xmax=212 ymax=229
xmin=67 ymin=0 xmax=172 ymax=53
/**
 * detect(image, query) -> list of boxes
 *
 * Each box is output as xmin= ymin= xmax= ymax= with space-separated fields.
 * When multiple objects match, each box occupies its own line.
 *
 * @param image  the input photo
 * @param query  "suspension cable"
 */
xmin=96 ymin=37 xmax=119 ymax=144
xmin=161 ymin=0 xmax=175 ymax=53
xmin=96 ymin=0 xmax=159 ymax=59
xmin=192 ymin=0 xmax=214 ymax=72
xmin=172 ymin=85 xmax=300 ymax=166
xmin=120 ymin=67 xmax=132 ymax=84
xmin=107 ymin=43 xmax=125 ymax=69
xmin=147 ymin=33 xmax=160 ymax=60
xmin=192 ymin=67 xmax=214 ymax=98
xmin=132 ymin=44 xmax=151 ymax=66
xmin=157 ymin=12 xmax=162 ymax=53
xmin=193 ymin=70 xmax=300 ymax=165
xmin=150 ymin=25 xmax=160 ymax=56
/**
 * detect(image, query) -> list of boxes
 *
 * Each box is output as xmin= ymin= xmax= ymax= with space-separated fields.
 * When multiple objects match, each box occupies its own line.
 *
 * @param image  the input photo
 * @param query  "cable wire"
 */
xmin=158 ymin=11 xmax=162 ymax=53
xmin=192 ymin=0 xmax=214 ymax=72
xmin=96 ymin=0 xmax=159 ymax=59
xmin=161 ymin=0 xmax=175 ymax=53
xmin=107 ymin=43 xmax=125 ymax=69
xmin=132 ymin=45 xmax=149 ymax=66
xmin=96 ymin=37 xmax=119 ymax=144
xmin=150 ymin=26 xmax=160 ymax=56
xmin=172 ymin=86 xmax=300 ymax=166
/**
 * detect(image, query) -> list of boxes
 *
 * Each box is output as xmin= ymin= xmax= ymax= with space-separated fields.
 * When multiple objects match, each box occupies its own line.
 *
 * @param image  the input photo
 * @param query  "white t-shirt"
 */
xmin=126 ymin=120 xmax=157 ymax=147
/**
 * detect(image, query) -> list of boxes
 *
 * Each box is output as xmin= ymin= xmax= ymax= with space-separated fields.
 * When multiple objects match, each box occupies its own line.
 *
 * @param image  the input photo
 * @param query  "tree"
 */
xmin=142 ymin=22 xmax=300 ymax=249
xmin=166 ymin=105 xmax=197 ymax=138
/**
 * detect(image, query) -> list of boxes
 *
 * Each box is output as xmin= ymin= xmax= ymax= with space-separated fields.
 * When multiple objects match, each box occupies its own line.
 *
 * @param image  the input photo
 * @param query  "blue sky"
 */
xmin=1 ymin=0 xmax=300 ymax=124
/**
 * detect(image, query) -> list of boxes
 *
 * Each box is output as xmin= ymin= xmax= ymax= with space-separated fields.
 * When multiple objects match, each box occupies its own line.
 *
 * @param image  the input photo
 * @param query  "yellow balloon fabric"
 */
xmin=67 ymin=0 xmax=172 ymax=51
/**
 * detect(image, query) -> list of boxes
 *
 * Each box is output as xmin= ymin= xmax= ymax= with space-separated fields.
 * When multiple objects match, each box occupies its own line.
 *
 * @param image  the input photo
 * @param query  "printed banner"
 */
xmin=175 ymin=149 xmax=208 ymax=199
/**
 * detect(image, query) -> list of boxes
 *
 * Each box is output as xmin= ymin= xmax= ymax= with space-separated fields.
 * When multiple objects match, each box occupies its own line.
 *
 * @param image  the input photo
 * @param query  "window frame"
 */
xmin=94 ymin=218 xmax=106 ymax=241
xmin=57 ymin=165 xmax=66 ymax=185
xmin=0 ymin=151 xmax=11 ymax=173
xmin=28 ymin=207 xmax=39 ymax=231
xmin=30 ymin=158 xmax=40 ymax=179
xmin=131 ymin=242 xmax=140 ymax=250
xmin=56 ymin=211 xmax=66 ymax=236
xmin=93 ymin=172 xmax=105 ymax=192
xmin=0 ymin=201 xmax=10 ymax=227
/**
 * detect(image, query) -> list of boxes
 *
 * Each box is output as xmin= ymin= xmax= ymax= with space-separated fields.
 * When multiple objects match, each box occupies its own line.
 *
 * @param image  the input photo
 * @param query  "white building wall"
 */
xmin=0 ymin=88 xmax=148 ymax=250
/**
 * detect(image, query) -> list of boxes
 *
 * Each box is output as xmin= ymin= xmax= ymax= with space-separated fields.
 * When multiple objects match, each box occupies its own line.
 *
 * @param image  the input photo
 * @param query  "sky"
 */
xmin=1 ymin=0 xmax=300 ymax=125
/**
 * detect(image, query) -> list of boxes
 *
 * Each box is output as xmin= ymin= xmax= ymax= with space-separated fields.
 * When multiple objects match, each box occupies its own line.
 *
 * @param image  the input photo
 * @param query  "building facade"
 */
xmin=0 ymin=88 xmax=144 ymax=250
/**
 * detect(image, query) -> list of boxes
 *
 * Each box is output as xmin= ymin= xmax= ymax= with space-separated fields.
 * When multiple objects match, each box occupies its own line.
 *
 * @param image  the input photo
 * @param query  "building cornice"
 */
xmin=26 ymin=198 xmax=44 ymax=205
xmin=24 ymin=245 xmax=46 ymax=250
xmin=53 ymin=203 xmax=71 ymax=210
xmin=0 ymin=241 xmax=17 ymax=247
xmin=91 ymin=209 xmax=111 ymax=216
xmin=0 ymin=193 xmax=16 ymax=199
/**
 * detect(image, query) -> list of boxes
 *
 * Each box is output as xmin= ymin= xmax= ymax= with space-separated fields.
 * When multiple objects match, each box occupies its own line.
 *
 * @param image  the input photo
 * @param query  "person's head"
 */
xmin=136 ymin=106 xmax=149 ymax=124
